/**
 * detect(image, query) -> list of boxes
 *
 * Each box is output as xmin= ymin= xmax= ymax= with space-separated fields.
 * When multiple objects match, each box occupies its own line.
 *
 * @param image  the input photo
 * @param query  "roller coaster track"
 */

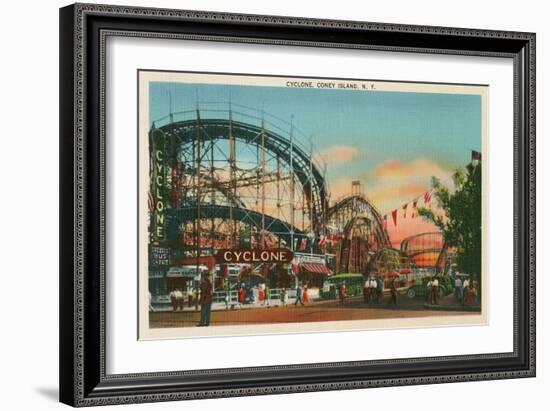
xmin=325 ymin=194 xmax=391 ymax=273
xmin=327 ymin=193 xmax=391 ymax=248
xmin=166 ymin=205 xmax=306 ymax=247
xmin=156 ymin=110 xmax=391 ymax=264
xmin=337 ymin=215 xmax=369 ymax=273
xmin=400 ymin=232 xmax=448 ymax=269
xmin=197 ymin=173 xmax=246 ymax=209
xmin=159 ymin=118 xmax=328 ymax=231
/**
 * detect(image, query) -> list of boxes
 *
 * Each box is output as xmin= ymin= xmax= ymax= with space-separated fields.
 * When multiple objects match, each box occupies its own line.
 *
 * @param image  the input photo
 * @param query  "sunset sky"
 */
xmin=150 ymin=79 xmax=482 ymax=247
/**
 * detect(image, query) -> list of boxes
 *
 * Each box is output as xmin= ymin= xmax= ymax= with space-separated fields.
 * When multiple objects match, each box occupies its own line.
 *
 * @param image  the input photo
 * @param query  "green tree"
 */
xmin=379 ymin=249 xmax=401 ymax=272
xmin=418 ymin=163 xmax=482 ymax=282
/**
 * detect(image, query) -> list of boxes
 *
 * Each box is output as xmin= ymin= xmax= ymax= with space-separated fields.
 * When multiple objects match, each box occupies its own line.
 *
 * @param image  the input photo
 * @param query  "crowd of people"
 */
xmin=426 ymin=276 xmax=440 ymax=305
xmin=234 ymin=282 xmax=313 ymax=308
xmin=167 ymin=273 xmax=214 ymax=326
xmin=335 ymin=275 xmax=400 ymax=306
xmin=453 ymin=275 xmax=479 ymax=306
xmin=362 ymin=275 xmax=385 ymax=304
xmin=162 ymin=269 xmax=480 ymax=328
xmin=294 ymin=282 xmax=310 ymax=306
xmin=169 ymin=287 xmax=201 ymax=312
xmin=237 ymin=283 xmax=276 ymax=306
xmin=350 ymin=272 xmax=479 ymax=308
xmin=426 ymin=274 xmax=479 ymax=306
xmin=184 ymin=277 xmax=318 ymax=326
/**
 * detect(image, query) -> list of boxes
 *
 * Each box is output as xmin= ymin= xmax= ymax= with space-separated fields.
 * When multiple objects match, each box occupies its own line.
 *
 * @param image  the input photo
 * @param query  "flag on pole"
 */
xmin=412 ymin=199 xmax=418 ymax=218
xmin=391 ymin=209 xmax=398 ymax=227
xmin=424 ymin=190 xmax=432 ymax=205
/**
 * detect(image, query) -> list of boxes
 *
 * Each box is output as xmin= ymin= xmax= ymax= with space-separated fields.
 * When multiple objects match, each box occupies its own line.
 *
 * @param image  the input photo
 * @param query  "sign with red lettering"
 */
xmin=215 ymin=248 xmax=293 ymax=264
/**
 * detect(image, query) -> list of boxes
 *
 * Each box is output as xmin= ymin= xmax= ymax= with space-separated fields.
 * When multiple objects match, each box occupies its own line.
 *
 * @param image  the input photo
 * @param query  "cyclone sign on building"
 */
xmin=215 ymin=248 xmax=294 ymax=264
xmin=150 ymin=128 xmax=166 ymax=241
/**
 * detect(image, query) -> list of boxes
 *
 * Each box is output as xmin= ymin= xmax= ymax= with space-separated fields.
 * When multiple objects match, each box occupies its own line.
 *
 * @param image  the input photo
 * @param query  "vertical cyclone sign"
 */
xmin=150 ymin=127 xmax=167 ymax=241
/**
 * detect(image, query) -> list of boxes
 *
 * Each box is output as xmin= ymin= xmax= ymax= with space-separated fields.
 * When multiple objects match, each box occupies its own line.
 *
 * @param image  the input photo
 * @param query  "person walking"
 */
xmin=302 ymin=283 xmax=310 ymax=304
xmin=464 ymin=281 xmax=477 ymax=305
xmin=224 ymin=292 xmax=230 ymax=310
xmin=169 ymin=289 xmax=178 ymax=312
xmin=294 ymin=283 xmax=304 ymax=306
xmin=431 ymin=276 xmax=439 ymax=305
xmin=259 ymin=284 xmax=265 ymax=304
xmin=264 ymin=285 xmax=271 ymax=306
xmin=375 ymin=275 xmax=384 ymax=304
xmin=472 ymin=279 xmax=479 ymax=304
xmin=462 ymin=277 xmax=470 ymax=305
xmin=224 ymin=279 xmax=231 ymax=310
xmin=280 ymin=287 xmax=287 ymax=306
xmin=426 ymin=278 xmax=434 ymax=305
xmin=338 ymin=283 xmax=346 ymax=306
xmin=252 ymin=285 xmax=259 ymax=305
xmin=369 ymin=276 xmax=377 ymax=303
xmin=198 ymin=273 xmax=213 ymax=326
xmin=193 ymin=287 xmax=200 ymax=311
xmin=454 ymin=276 xmax=463 ymax=302
xmin=176 ymin=288 xmax=184 ymax=311
xmin=238 ymin=284 xmax=246 ymax=306
xmin=363 ymin=277 xmax=370 ymax=303
xmin=390 ymin=279 xmax=398 ymax=305
xmin=187 ymin=288 xmax=194 ymax=308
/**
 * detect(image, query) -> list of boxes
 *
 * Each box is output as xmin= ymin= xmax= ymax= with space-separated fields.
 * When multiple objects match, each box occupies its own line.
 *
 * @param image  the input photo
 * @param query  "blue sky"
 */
xmin=149 ymin=80 xmax=482 ymax=212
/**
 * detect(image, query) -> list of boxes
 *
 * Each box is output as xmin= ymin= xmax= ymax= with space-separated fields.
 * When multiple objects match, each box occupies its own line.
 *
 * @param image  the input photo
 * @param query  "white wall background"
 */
xmin=0 ymin=0 xmax=545 ymax=409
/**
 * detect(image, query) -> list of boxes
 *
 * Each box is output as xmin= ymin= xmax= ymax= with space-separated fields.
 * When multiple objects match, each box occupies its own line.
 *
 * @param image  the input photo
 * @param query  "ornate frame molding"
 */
xmin=60 ymin=3 xmax=535 ymax=407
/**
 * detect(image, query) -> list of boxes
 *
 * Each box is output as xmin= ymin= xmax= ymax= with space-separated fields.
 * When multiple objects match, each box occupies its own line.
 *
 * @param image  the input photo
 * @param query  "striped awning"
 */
xmin=301 ymin=263 xmax=333 ymax=275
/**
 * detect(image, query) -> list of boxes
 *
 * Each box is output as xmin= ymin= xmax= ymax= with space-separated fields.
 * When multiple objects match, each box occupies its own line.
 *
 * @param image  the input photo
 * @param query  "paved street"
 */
xmin=149 ymin=295 xmax=477 ymax=328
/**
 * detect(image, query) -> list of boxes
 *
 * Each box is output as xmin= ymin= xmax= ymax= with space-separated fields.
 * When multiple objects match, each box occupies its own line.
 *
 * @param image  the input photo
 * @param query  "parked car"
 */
xmin=406 ymin=275 xmax=453 ymax=299
xmin=321 ymin=273 xmax=364 ymax=299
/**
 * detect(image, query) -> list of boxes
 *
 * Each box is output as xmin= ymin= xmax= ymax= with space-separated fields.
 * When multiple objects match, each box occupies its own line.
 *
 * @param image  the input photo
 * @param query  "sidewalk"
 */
xmin=151 ymin=292 xmax=481 ymax=313
xmin=348 ymin=292 xmax=481 ymax=312
xmin=422 ymin=295 xmax=481 ymax=311
xmin=151 ymin=299 xmax=295 ymax=312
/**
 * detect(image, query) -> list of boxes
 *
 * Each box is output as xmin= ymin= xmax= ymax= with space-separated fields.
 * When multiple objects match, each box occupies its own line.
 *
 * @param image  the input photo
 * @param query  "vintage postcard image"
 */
xmin=138 ymin=71 xmax=488 ymax=339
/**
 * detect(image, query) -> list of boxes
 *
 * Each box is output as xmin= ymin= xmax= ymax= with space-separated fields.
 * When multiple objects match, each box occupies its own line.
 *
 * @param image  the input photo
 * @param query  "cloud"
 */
xmin=314 ymin=145 xmax=360 ymax=166
xmin=371 ymin=158 xmax=450 ymax=181
xmin=327 ymin=177 xmax=360 ymax=203
xmin=369 ymin=183 xmax=431 ymax=205
xmin=366 ymin=158 xmax=453 ymax=212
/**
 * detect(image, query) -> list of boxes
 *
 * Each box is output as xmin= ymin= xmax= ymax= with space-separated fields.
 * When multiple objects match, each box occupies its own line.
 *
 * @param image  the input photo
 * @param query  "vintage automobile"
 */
xmin=320 ymin=273 xmax=364 ymax=299
xmin=405 ymin=275 xmax=454 ymax=299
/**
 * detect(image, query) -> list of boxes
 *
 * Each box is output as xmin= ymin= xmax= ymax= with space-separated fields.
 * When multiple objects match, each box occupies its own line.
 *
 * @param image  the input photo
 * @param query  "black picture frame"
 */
xmin=59 ymin=3 xmax=536 ymax=407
